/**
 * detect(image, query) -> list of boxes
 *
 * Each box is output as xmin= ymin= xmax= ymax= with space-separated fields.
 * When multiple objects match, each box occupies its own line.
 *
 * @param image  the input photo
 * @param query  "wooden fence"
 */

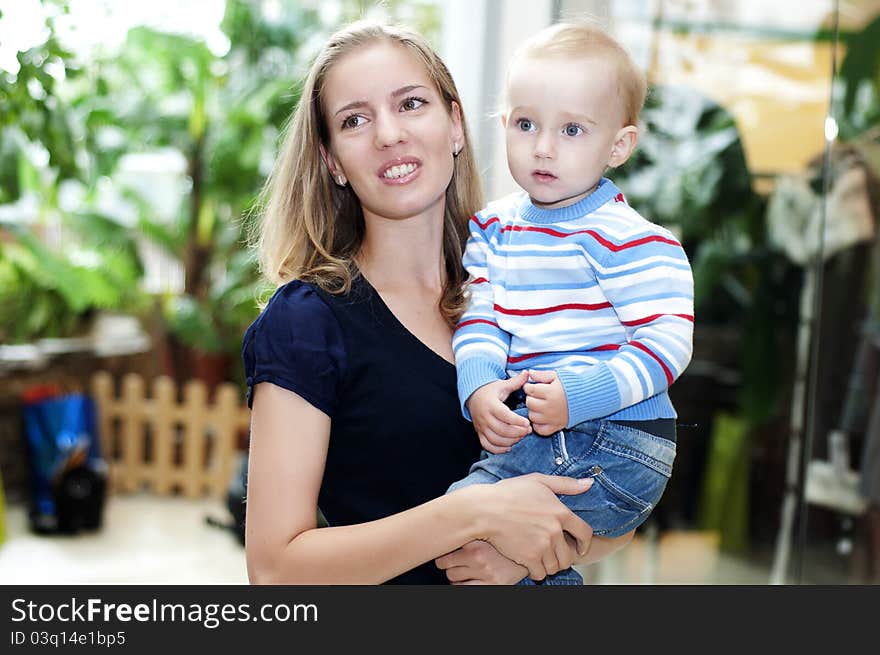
xmin=91 ymin=372 xmax=250 ymax=498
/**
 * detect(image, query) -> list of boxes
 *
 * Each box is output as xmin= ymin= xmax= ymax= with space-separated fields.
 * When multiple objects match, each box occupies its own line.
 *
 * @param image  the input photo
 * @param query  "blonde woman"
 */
xmin=243 ymin=21 xmax=631 ymax=585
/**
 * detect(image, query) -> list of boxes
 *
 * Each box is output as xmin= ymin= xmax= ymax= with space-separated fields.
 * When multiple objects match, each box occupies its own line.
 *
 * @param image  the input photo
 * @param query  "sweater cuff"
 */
xmin=457 ymin=358 xmax=507 ymax=421
xmin=558 ymin=367 xmax=622 ymax=426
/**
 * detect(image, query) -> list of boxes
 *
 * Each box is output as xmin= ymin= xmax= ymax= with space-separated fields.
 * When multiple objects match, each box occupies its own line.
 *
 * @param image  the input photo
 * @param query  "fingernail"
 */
xmin=577 ymin=477 xmax=594 ymax=487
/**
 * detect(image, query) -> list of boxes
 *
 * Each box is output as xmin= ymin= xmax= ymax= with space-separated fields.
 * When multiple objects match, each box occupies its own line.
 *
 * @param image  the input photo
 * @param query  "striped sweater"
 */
xmin=453 ymin=177 xmax=694 ymax=426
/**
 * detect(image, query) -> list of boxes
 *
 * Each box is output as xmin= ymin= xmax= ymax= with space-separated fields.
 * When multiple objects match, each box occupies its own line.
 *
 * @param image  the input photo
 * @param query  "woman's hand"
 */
xmin=471 ymin=473 xmax=594 ymax=581
xmin=435 ymin=540 xmax=528 ymax=585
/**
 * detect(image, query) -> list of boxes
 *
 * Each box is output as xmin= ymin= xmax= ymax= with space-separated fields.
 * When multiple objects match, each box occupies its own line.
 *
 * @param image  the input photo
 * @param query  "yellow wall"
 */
xmin=648 ymin=33 xmax=838 ymax=181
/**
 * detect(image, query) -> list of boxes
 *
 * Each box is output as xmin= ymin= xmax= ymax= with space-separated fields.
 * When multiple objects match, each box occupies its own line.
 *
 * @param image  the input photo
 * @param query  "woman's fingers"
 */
xmin=484 ymin=474 xmax=595 ymax=581
xmin=442 ymin=566 xmax=471 ymax=583
xmin=434 ymin=550 xmax=458 ymax=570
xmin=535 ymin=473 xmax=593 ymax=496
xmin=561 ymin=512 xmax=594 ymax=556
xmin=528 ymin=474 xmax=595 ymax=555
xmin=524 ymin=559 xmax=548 ymax=581
xmin=542 ymin=547 xmax=561 ymax=578
xmin=554 ymin=532 xmax=575 ymax=571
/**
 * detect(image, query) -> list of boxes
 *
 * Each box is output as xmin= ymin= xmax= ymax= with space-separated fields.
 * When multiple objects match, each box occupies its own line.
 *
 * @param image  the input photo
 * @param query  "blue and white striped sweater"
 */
xmin=453 ymin=177 xmax=695 ymax=426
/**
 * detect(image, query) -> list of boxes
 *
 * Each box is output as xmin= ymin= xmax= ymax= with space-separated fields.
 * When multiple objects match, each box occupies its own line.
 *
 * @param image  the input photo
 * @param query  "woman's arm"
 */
xmin=246 ymin=382 xmax=596 ymax=584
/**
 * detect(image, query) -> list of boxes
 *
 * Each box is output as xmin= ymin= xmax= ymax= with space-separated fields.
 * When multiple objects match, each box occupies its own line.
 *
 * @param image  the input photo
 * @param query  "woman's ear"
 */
xmin=319 ymin=143 xmax=347 ymax=186
xmin=450 ymin=101 xmax=465 ymax=153
xmin=608 ymin=125 xmax=639 ymax=168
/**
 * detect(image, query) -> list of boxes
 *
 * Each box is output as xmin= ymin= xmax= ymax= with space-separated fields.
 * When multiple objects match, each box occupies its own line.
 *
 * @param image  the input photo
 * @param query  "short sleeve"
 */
xmin=241 ymin=280 xmax=346 ymax=415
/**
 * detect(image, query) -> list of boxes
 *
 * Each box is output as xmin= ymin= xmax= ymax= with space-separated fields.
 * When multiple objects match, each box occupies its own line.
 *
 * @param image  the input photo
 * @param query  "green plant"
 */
xmin=0 ymin=0 xmax=443 ymax=375
xmin=0 ymin=220 xmax=146 ymax=343
xmin=81 ymin=1 xmax=323 ymax=373
xmin=837 ymin=14 xmax=880 ymax=143
xmin=0 ymin=1 xmax=149 ymax=344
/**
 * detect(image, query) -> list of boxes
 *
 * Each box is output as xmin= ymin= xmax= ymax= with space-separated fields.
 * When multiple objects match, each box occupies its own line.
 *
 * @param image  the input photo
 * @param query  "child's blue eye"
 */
xmin=516 ymin=118 xmax=535 ymax=132
xmin=564 ymin=124 xmax=584 ymax=137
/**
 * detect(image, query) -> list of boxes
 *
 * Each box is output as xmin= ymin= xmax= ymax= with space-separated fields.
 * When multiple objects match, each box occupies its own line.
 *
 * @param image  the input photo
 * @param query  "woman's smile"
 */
xmin=379 ymin=157 xmax=422 ymax=184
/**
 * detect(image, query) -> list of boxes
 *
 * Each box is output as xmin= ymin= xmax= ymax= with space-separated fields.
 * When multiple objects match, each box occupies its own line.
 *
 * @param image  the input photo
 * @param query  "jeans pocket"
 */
xmin=561 ymin=424 xmax=675 ymax=537
xmin=577 ymin=466 xmax=654 ymax=537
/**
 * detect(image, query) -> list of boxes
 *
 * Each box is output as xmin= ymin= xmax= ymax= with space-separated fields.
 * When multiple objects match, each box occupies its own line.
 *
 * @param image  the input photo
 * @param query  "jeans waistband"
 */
xmin=505 ymin=389 xmax=676 ymax=442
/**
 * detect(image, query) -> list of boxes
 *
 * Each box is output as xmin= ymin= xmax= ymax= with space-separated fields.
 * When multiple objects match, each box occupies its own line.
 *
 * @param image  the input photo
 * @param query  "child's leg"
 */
xmin=556 ymin=420 xmax=675 ymax=539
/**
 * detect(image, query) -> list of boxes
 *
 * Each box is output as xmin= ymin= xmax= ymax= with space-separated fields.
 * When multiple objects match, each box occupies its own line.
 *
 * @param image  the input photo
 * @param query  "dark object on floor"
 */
xmin=205 ymin=454 xmax=247 ymax=546
xmin=21 ymin=390 xmax=107 ymax=535
xmin=54 ymin=465 xmax=108 ymax=534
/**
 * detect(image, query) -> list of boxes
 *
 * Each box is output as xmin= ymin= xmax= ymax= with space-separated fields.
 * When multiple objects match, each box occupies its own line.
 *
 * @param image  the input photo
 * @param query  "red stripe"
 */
xmin=494 ymin=302 xmax=612 ymax=316
xmin=471 ymin=215 xmax=500 ymax=230
xmin=507 ymin=351 xmax=549 ymax=364
xmin=501 ymin=225 xmax=579 ymax=238
xmin=470 ymin=277 xmax=489 ymax=285
xmin=622 ymin=313 xmax=695 ymax=326
xmin=498 ymin=224 xmax=679 ymax=251
xmin=507 ymin=343 xmax=619 ymax=364
xmin=456 ymin=318 xmax=499 ymax=329
xmin=631 ymin=341 xmax=673 ymax=386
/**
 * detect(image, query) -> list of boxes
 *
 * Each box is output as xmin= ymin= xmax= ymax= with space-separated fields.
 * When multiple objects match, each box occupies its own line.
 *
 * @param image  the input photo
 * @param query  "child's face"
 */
xmin=503 ymin=53 xmax=635 ymax=209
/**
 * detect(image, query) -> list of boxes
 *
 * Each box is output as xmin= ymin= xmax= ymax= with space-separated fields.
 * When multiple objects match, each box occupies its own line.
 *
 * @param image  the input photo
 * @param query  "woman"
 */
xmin=243 ymin=21 xmax=632 ymax=585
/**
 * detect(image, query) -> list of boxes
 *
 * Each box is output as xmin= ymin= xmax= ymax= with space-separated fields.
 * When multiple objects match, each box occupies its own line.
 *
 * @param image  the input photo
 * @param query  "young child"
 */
xmin=448 ymin=21 xmax=694 ymax=585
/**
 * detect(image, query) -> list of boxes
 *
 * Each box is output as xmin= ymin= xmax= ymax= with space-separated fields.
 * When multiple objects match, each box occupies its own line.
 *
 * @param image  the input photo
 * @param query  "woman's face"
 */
xmin=320 ymin=41 xmax=463 ymax=224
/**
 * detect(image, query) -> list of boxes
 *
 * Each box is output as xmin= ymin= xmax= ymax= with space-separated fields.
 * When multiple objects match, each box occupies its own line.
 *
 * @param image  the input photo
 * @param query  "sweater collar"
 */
xmin=518 ymin=177 xmax=619 ymax=224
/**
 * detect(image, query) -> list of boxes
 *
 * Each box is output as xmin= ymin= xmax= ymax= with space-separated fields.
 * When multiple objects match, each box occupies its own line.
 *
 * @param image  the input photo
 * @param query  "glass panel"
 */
xmin=556 ymin=0 xmax=880 ymax=584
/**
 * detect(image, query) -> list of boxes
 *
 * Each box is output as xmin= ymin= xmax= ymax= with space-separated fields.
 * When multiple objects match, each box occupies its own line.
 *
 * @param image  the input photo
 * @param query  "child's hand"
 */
xmin=523 ymin=370 xmax=568 ymax=435
xmin=465 ymin=372 xmax=532 ymax=454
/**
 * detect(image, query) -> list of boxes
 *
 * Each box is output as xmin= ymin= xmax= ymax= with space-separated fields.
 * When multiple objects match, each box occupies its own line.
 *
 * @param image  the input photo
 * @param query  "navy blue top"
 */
xmin=242 ymin=276 xmax=480 ymax=584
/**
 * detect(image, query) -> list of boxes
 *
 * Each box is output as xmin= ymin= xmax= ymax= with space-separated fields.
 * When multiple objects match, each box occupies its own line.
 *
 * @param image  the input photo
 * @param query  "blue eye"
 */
xmin=516 ymin=118 xmax=535 ymax=132
xmin=564 ymin=124 xmax=584 ymax=137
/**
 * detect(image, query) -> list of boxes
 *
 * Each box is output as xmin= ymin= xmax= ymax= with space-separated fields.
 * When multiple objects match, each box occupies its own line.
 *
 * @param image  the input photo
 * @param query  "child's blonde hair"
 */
xmin=508 ymin=21 xmax=647 ymax=127
xmin=252 ymin=21 xmax=483 ymax=327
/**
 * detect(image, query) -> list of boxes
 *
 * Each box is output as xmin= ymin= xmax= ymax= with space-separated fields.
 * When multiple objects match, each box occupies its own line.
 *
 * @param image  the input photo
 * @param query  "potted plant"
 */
xmin=84 ymin=1 xmax=322 ymax=390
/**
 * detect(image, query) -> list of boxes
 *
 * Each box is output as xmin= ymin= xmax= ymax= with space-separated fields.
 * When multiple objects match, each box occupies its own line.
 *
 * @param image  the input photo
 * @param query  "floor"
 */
xmin=0 ymin=493 xmax=787 ymax=585
xmin=0 ymin=494 xmax=248 ymax=584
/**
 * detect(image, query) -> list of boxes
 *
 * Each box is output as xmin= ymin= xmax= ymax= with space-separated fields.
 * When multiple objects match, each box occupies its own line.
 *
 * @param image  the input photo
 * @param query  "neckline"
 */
xmin=518 ymin=177 xmax=619 ymax=224
xmin=356 ymin=274 xmax=456 ymax=369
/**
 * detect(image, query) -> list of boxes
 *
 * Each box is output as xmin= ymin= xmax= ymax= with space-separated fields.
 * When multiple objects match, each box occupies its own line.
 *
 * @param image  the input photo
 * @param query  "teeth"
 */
xmin=383 ymin=163 xmax=417 ymax=179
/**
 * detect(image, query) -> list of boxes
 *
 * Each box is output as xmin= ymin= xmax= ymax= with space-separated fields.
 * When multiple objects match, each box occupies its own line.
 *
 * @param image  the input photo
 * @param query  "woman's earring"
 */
xmin=453 ymin=142 xmax=460 ymax=157
xmin=336 ymin=175 xmax=347 ymax=186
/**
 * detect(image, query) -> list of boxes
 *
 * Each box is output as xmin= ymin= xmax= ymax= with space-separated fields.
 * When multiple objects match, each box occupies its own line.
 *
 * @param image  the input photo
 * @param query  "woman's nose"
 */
xmin=374 ymin=110 xmax=407 ymax=148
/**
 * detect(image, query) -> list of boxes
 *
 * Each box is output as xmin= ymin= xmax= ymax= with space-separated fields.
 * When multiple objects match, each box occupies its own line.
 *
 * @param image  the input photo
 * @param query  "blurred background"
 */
xmin=1 ymin=0 xmax=878 ymax=585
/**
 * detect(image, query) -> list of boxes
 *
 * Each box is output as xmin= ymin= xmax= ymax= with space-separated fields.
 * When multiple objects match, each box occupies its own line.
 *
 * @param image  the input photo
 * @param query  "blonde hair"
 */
xmin=509 ymin=21 xmax=647 ymax=127
xmin=252 ymin=21 xmax=483 ymax=327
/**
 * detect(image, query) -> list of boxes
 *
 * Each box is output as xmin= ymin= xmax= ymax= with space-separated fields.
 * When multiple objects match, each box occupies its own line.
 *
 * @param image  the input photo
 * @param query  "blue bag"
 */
xmin=22 ymin=392 xmax=107 ymax=534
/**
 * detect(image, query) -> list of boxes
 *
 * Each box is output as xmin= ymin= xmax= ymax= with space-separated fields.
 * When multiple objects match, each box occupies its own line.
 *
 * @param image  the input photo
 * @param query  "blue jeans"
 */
xmin=447 ymin=415 xmax=676 ymax=585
